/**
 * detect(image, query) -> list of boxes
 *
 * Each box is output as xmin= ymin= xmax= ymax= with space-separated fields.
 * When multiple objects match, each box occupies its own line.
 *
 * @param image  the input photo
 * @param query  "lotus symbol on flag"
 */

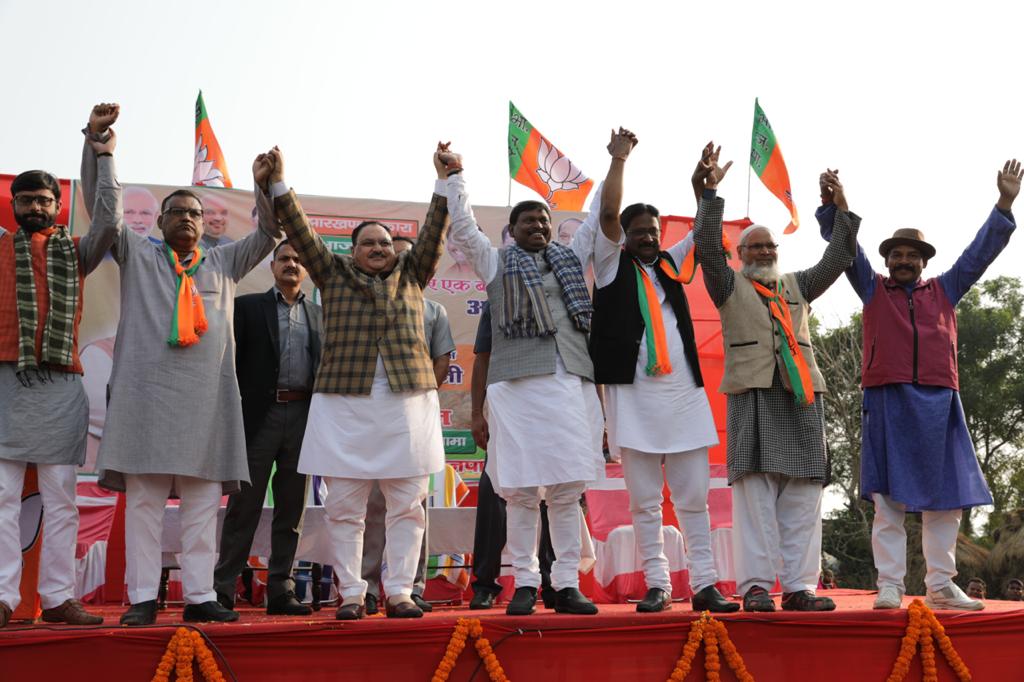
xmin=535 ymin=139 xmax=588 ymax=203
xmin=193 ymin=134 xmax=227 ymax=187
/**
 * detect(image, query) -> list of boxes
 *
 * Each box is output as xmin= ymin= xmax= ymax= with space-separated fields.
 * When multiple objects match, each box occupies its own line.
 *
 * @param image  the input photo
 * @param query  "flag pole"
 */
xmin=507 ymin=176 xmax=512 ymax=207
xmin=746 ymin=161 xmax=752 ymax=219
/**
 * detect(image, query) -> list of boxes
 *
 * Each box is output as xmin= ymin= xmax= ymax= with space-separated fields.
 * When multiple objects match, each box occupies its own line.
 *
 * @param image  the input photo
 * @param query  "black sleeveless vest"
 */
xmin=589 ymin=250 xmax=704 ymax=386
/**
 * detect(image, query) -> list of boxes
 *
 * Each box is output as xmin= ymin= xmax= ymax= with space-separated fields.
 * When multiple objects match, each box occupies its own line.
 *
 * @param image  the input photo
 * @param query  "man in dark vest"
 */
xmin=816 ymin=162 xmax=1021 ymax=611
xmin=588 ymin=129 xmax=736 ymax=614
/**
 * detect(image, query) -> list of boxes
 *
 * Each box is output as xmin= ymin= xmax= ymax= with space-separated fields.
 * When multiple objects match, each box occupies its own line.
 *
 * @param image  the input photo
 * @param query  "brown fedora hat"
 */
xmin=878 ymin=228 xmax=936 ymax=260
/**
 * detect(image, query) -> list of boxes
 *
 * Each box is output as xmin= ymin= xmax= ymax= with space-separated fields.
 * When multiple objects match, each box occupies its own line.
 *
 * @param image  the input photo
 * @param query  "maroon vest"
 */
xmin=862 ymin=275 xmax=958 ymax=390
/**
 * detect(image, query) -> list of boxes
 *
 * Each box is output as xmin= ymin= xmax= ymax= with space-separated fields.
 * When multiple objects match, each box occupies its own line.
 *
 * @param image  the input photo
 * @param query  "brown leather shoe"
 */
xmin=385 ymin=599 xmax=423 ymax=618
xmin=0 ymin=600 xmax=11 ymax=628
xmin=41 ymin=599 xmax=104 ymax=625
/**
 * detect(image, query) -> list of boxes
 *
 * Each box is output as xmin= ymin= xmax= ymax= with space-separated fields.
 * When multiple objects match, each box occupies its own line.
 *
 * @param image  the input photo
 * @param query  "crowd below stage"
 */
xmin=1 ymin=105 xmax=1020 ymax=628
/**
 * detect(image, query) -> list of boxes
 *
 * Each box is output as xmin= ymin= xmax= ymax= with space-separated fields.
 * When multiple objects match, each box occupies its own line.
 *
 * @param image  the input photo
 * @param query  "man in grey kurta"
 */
xmin=91 ymin=151 xmax=283 ymax=625
xmin=0 ymin=104 xmax=121 ymax=628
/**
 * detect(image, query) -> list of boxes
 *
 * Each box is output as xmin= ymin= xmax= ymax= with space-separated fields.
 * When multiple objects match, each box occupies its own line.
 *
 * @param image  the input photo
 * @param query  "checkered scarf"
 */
xmin=500 ymin=242 xmax=591 ymax=338
xmin=13 ymin=227 xmax=79 ymax=384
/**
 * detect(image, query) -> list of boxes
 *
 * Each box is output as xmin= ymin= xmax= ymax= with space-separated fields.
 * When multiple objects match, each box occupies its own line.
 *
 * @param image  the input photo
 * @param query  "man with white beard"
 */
xmin=693 ymin=143 xmax=859 ymax=613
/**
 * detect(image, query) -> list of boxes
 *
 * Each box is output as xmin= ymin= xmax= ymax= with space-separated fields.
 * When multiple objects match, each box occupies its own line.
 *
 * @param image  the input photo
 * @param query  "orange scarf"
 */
xmin=750 ymin=279 xmax=814 ymax=405
xmin=164 ymin=245 xmax=207 ymax=347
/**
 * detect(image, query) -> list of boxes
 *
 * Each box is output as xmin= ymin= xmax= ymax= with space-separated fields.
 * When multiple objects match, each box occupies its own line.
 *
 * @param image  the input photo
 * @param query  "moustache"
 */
xmin=893 ymin=265 xmax=915 ymax=272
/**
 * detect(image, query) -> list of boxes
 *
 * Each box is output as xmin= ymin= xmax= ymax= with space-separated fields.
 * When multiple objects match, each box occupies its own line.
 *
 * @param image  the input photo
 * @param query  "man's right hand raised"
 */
xmin=697 ymin=141 xmax=732 ymax=191
xmin=607 ymin=127 xmax=638 ymax=161
xmin=88 ymin=103 xmax=119 ymax=137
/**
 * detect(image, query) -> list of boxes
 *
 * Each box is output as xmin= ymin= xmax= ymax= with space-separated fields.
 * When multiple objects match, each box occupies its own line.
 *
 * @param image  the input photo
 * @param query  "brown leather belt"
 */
xmin=276 ymin=389 xmax=312 ymax=403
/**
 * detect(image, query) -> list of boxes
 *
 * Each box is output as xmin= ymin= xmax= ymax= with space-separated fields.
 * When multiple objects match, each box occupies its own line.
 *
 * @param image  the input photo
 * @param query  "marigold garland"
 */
xmin=431 ymin=617 xmax=509 ymax=682
xmin=885 ymin=600 xmax=972 ymax=682
xmin=150 ymin=627 xmax=227 ymax=682
xmin=666 ymin=612 xmax=755 ymax=682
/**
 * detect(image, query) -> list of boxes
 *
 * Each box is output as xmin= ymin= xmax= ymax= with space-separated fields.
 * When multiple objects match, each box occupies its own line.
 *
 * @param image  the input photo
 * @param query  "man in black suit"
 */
xmin=214 ymin=240 xmax=322 ymax=615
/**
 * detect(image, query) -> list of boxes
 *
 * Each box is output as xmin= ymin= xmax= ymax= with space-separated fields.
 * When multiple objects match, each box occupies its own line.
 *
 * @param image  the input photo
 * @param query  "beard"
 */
xmin=15 ymin=211 xmax=56 ymax=233
xmin=741 ymin=261 xmax=781 ymax=285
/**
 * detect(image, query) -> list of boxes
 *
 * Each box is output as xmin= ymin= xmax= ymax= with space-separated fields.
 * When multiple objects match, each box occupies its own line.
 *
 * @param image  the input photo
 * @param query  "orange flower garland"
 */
xmin=432 ymin=617 xmax=509 ymax=682
xmin=150 ymin=627 xmax=227 ymax=682
xmin=666 ymin=612 xmax=755 ymax=682
xmin=885 ymin=600 xmax=972 ymax=682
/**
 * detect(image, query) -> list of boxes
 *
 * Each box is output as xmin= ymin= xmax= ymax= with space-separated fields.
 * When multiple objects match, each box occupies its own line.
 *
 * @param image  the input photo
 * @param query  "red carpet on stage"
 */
xmin=3 ymin=590 xmax=1024 ymax=681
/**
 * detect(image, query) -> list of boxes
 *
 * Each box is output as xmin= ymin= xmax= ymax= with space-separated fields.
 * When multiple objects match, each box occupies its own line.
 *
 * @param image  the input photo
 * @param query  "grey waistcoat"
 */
xmin=485 ymin=248 xmax=594 ymax=385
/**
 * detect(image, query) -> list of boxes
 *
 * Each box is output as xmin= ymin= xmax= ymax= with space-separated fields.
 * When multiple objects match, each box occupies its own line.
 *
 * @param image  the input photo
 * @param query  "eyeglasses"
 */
xmin=356 ymin=239 xmax=394 ymax=248
xmin=14 ymin=195 xmax=56 ymax=208
xmin=740 ymin=242 xmax=778 ymax=252
xmin=163 ymin=207 xmax=204 ymax=219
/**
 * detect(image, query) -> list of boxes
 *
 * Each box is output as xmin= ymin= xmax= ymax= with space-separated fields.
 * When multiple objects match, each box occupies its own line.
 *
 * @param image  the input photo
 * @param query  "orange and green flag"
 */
xmin=750 ymin=98 xmax=798 ymax=233
xmin=193 ymin=91 xmax=232 ymax=188
xmin=508 ymin=101 xmax=593 ymax=211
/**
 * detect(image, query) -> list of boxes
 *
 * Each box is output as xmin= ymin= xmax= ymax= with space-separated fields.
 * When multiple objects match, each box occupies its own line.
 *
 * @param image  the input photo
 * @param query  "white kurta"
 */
xmin=594 ymin=230 xmax=719 ymax=456
xmin=487 ymin=358 xmax=604 ymax=489
xmin=298 ymin=357 xmax=444 ymax=479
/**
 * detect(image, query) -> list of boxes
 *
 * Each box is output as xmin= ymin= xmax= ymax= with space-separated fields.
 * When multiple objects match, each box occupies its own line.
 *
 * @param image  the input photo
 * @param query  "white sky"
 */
xmin=3 ymin=0 xmax=1022 ymax=327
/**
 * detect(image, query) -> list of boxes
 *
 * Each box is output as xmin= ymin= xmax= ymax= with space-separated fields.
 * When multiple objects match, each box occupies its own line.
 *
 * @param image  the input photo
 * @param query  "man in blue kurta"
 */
xmin=816 ymin=161 xmax=1022 ymax=611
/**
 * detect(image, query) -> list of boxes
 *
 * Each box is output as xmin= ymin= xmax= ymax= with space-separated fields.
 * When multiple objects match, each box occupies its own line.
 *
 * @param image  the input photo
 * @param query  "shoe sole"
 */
xmin=636 ymin=604 xmax=671 ymax=613
xmin=924 ymin=599 xmax=984 ymax=611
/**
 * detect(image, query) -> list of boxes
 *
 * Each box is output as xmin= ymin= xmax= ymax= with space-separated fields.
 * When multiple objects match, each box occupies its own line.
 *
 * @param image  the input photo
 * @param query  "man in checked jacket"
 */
xmin=261 ymin=145 xmax=450 ymax=620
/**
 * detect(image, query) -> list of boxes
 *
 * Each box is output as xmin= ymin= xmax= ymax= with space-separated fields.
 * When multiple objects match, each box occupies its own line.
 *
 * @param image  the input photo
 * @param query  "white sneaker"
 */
xmin=873 ymin=585 xmax=904 ymax=609
xmin=925 ymin=583 xmax=985 ymax=611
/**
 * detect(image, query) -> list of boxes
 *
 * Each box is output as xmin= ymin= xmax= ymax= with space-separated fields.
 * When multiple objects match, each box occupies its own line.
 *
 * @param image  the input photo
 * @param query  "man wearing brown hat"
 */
xmin=816 ymin=161 xmax=1022 ymax=611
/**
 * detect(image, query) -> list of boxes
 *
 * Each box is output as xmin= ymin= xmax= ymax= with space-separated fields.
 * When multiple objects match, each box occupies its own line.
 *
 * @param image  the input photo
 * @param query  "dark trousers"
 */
xmin=471 ymin=471 xmax=554 ymax=595
xmin=214 ymin=402 xmax=310 ymax=602
xmin=361 ymin=481 xmax=429 ymax=598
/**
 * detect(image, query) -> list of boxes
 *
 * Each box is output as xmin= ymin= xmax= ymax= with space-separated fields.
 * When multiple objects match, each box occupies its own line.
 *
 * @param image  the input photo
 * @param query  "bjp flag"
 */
xmin=193 ymin=91 xmax=232 ymax=188
xmin=508 ymin=101 xmax=593 ymax=211
xmin=750 ymin=98 xmax=799 ymax=234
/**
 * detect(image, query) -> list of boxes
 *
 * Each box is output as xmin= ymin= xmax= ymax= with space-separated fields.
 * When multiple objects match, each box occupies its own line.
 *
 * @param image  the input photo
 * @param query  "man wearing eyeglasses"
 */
xmin=89 ymin=134 xmax=284 ymax=626
xmin=264 ymin=145 xmax=449 ymax=619
xmin=693 ymin=143 xmax=859 ymax=613
xmin=817 ymin=163 xmax=1021 ymax=611
xmin=0 ymin=104 xmax=121 ymax=628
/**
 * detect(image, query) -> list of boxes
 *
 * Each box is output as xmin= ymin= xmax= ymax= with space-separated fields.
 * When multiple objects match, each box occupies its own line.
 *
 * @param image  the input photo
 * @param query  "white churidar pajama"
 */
xmin=0 ymin=461 xmax=78 ymax=610
xmin=872 ymin=493 xmax=961 ymax=592
xmin=124 ymin=474 xmax=222 ymax=605
xmin=731 ymin=473 xmax=823 ymax=594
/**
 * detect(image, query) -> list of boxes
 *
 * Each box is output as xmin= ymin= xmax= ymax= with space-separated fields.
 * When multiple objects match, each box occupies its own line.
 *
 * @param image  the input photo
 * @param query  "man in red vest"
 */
xmin=816 ymin=161 xmax=1022 ymax=611
xmin=0 ymin=104 xmax=121 ymax=627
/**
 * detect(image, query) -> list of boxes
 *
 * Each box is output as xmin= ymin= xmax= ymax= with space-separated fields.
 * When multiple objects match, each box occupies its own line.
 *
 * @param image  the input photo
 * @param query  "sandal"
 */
xmin=781 ymin=590 xmax=836 ymax=612
xmin=742 ymin=586 xmax=776 ymax=612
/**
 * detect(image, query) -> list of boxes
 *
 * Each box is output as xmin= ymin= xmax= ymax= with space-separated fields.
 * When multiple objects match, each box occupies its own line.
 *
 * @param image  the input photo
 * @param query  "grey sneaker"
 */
xmin=873 ymin=585 xmax=904 ymax=610
xmin=925 ymin=583 xmax=984 ymax=611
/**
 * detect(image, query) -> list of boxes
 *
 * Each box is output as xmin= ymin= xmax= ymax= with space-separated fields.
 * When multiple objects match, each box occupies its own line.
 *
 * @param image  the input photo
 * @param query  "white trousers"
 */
xmin=322 ymin=475 xmax=428 ymax=599
xmin=620 ymin=447 xmax=718 ymax=593
xmin=503 ymin=481 xmax=585 ymax=590
xmin=732 ymin=473 xmax=823 ymax=594
xmin=125 ymin=474 xmax=221 ymax=605
xmin=872 ymin=493 xmax=961 ymax=591
xmin=0 ymin=461 xmax=78 ymax=610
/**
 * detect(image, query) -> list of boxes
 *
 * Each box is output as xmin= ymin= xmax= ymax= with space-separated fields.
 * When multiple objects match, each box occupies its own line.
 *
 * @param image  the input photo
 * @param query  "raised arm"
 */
xmin=407 ymin=144 xmax=452 ymax=288
xmin=692 ymin=142 xmax=735 ymax=307
xmin=77 ymin=103 xmax=123 ymax=273
xmin=213 ymin=150 xmax=284 ymax=281
xmin=815 ymin=169 xmax=876 ymax=304
xmin=442 ymin=147 xmax=500 ymax=283
xmin=265 ymin=147 xmax=335 ymax=289
xmin=938 ymin=159 xmax=1021 ymax=305
xmin=568 ymin=180 xmax=603 ymax=270
xmin=796 ymin=170 xmax=861 ymax=303
xmin=598 ymin=128 xmax=638 ymax=244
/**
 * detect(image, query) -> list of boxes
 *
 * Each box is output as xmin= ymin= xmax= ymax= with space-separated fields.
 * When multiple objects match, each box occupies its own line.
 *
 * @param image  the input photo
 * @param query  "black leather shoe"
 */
xmin=554 ymin=587 xmax=598 ymax=615
xmin=183 ymin=600 xmax=240 ymax=623
xmin=411 ymin=594 xmax=433 ymax=613
xmin=505 ymin=587 xmax=538 ymax=616
xmin=335 ymin=602 xmax=365 ymax=620
xmin=692 ymin=585 xmax=740 ymax=613
xmin=119 ymin=600 xmax=158 ymax=626
xmin=636 ymin=588 xmax=672 ymax=613
xmin=540 ymin=586 xmax=557 ymax=609
xmin=364 ymin=593 xmax=379 ymax=615
xmin=385 ymin=599 xmax=423 ymax=618
xmin=742 ymin=586 xmax=776 ymax=613
xmin=216 ymin=593 xmax=234 ymax=611
xmin=469 ymin=590 xmax=497 ymax=610
xmin=782 ymin=590 xmax=836 ymax=612
xmin=267 ymin=591 xmax=313 ymax=616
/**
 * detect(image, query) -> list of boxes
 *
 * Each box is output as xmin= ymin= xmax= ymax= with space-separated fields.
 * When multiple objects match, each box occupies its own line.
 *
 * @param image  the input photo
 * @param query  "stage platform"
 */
xmin=3 ymin=590 xmax=1023 ymax=681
